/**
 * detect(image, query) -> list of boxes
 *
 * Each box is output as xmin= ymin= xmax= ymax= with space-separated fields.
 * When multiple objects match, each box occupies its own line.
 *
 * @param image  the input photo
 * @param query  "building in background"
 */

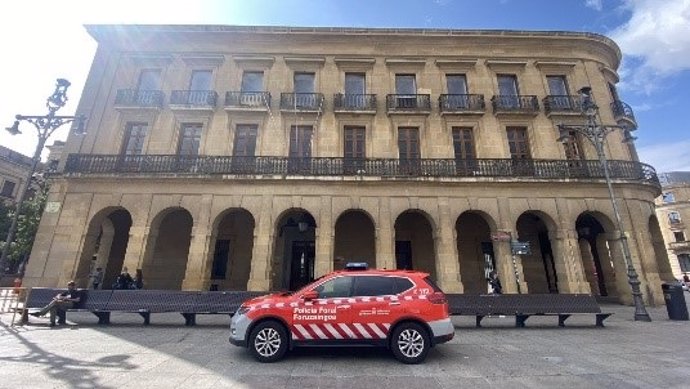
xmin=24 ymin=25 xmax=672 ymax=305
xmin=656 ymin=172 xmax=690 ymax=279
xmin=0 ymin=145 xmax=35 ymax=204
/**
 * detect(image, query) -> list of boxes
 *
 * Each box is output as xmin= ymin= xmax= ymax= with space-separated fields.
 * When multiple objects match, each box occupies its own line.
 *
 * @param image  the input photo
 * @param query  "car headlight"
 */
xmin=236 ymin=306 xmax=250 ymax=316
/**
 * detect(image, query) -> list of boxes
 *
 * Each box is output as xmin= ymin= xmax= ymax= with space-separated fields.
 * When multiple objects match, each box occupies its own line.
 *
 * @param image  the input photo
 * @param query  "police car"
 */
xmin=229 ymin=263 xmax=454 ymax=364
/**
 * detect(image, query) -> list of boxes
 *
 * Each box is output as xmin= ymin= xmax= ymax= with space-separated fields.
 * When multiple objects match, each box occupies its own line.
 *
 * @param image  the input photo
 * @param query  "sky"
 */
xmin=0 ymin=0 xmax=689 ymax=173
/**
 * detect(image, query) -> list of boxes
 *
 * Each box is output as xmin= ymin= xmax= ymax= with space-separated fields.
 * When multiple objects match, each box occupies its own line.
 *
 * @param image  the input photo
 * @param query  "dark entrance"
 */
xmin=395 ymin=241 xmax=413 ymax=270
xmin=290 ymin=241 xmax=315 ymax=290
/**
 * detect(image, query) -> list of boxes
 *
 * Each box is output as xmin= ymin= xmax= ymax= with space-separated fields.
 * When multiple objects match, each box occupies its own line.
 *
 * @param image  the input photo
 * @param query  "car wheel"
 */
xmin=390 ymin=322 xmax=430 ymax=364
xmin=248 ymin=320 xmax=288 ymax=363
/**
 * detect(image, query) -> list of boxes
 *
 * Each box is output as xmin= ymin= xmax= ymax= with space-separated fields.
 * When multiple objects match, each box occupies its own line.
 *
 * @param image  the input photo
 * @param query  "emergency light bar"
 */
xmin=344 ymin=262 xmax=369 ymax=271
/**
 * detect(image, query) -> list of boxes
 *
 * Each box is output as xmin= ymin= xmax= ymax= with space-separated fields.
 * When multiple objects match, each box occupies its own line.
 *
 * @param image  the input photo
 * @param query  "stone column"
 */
xmin=314 ymin=196 xmax=334 ymax=277
xmin=434 ymin=198 xmax=463 ymax=292
xmin=496 ymin=197 xmax=527 ymax=293
xmin=375 ymin=198 xmax=395 ymax=270
xmin=247 ymin=195 xmax=274 ymax=291
xmin=182 ymin=195 xmax=213 ymax=290
xmin=552 ymin=228 xmax=591 ymax=293
xmin=602 ymin=232 xmax=633 ymax=305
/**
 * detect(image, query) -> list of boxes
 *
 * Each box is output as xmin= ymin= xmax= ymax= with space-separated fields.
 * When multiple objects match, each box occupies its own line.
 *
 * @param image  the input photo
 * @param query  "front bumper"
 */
xmin=228 ymin=312 xmax=252 ymax=348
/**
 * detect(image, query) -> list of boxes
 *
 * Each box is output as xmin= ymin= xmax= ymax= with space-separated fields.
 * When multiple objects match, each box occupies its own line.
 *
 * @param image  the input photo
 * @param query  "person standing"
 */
xmin=90 ymin=267 xmax=104 ymax=289
xmin=113 ymin=267 xmax=133 ymax=290
xmin=132 ymin=269 xmax=144 ymax=289
xmin=487 ymin=271 xmax=503 ymax=295
xmin=30 ymin=281 xmax=81 ymax=326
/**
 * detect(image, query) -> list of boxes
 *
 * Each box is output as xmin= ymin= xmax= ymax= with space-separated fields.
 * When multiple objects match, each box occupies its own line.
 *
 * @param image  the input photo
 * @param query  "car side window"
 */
xmin=314 ymin=276 xmax=353 ymax=298
xmin=353 ymin=276 xmax=409 ymax=296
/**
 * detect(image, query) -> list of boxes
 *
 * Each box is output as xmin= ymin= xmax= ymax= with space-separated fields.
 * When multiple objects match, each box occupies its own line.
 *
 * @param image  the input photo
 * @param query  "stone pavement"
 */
xmin=1 ymin=300 xmax=689 ymax=389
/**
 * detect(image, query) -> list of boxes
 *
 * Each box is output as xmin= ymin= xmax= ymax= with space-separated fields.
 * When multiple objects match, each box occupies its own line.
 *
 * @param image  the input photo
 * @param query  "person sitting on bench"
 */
xmin=30 ymin=280 xmax=81 ymax=327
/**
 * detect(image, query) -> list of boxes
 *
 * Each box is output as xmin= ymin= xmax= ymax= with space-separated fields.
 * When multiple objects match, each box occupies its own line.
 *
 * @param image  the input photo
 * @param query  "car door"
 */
xmin=349 ymin=275 xmax=406 ymax=342
xmin=290 ymin=275 xmax=353 ymax=344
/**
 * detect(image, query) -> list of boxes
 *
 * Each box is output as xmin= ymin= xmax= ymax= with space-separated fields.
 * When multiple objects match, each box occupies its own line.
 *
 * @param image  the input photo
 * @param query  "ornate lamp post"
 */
xmin=557 ymin=87 xmax=651 ymax=321
xmin=0 ymin=78 xmax=85 ymax=275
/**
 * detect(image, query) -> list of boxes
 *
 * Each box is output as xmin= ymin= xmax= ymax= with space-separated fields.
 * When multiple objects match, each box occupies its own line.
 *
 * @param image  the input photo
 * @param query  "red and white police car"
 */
xmin=229 ymin=263 xmax=454 ymax=364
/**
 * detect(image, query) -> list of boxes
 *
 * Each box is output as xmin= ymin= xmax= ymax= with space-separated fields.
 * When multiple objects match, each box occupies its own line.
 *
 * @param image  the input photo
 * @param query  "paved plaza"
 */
xmin=1 ymin=300 xmax=689 ymax=389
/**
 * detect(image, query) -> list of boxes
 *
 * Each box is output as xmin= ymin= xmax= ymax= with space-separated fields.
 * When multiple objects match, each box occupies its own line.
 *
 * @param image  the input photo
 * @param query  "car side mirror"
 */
xmin=301 ymin=290 xmax=319 ymax=301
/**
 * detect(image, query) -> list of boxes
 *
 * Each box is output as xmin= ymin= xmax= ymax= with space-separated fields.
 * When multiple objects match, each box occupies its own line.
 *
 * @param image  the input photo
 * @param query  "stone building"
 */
xmin=24 ymin=25 xmax=672 ymax=305
xmin=656 ymin=172 xmax=690 ymax=279
xmin=0 ymin=145 xmax=34 ymax=205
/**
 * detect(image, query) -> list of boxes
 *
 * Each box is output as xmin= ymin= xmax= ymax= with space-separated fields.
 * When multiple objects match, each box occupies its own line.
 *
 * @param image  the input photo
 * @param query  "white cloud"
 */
xmin=637 ymin=139 xmax=690 ymax=173
xmin=610 ymin=0 xmax=690 ymax=93
xmin=585 ymin=0 xmax=603 ymax=11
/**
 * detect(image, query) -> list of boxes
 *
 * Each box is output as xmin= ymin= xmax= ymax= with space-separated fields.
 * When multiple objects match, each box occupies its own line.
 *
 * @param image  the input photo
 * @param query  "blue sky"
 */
xmin=1 ymin=0 xmax=689 ymax=172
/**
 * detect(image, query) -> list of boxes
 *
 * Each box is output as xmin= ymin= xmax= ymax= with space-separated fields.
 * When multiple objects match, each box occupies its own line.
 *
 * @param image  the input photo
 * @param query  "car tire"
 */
xmin=390 ymin=322 xmax=430 ymax=364
xmin=248 ymin=320 xmax=288 ymax=363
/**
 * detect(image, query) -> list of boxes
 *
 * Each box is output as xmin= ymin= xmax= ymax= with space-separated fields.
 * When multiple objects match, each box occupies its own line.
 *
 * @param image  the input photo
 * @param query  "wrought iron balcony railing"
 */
xmin=439 ymin=94 xmax=485 ymax=113
xmin=611 ymin=100 xmax=637 ymax=129
xmin=170 ymin=90 xmax=218 ymax=107
xmin=333 ymin=94 xmax=377 ymax=112
xmin=543 ymin=95 xmax=583 ymax=115
xmin=491 ymin=95 xmax=539 ymax=114
xmin=64 ymin=154 xmax=660 ymax=187
xmin=114 ymin=89 xmax=164 ymax=108
xmin=280 ymin=93 xmax=324 ymax=111
xmin=669 ymin=220 xmax=685 ymax=229
xmin=225 ymin=91 xmax=271 ymax=109
xmin=669 ymin=241 xmax=690 ymax=251
xmin=386 ymin=94 xmax=432 ymax=113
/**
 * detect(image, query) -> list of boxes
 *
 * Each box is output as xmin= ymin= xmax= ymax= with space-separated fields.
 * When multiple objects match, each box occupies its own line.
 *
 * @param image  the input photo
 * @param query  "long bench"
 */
xmin=446 ymin=294 xmax=612 ymax=327
xmin=22 ymin=288 xmax=264 ymax=326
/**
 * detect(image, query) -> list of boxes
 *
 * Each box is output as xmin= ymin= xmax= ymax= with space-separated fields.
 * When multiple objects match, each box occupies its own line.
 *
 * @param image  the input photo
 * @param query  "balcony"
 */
xmin=169 ymin=90 xmax=217 ymax=110
xmin=669 ymin=241 xmax=690 ymax=252
xmin=114 ymin=89 xmax=164 ymax=109
xmin=543 ymin=95 xmax=583 ymax=116
xmin=64 ymin=154 xmax=660 ymax=188
xmin=491 ymin=95 xmax=539 ymax=115
xmin=611 ymin=100 xmax=637 ymax=129
xmin=280 ymin=93 xmax=324 ymax=112
xmin=669 ymin=220 xmax=686 ymax=230
xmin=224 ymin=92 xmax=271 ymax=112
xmin=386 ymin=94 xmax=432 ymax=114
xmin=333 ymin=94 xmax=377 ymax=114
xmin=439 ymin=94 xmax=485 ymax=115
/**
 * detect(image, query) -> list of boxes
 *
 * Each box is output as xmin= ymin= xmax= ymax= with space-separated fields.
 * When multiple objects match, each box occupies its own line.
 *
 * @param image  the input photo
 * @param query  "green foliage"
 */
xmin=0 ymin=187 xmax=48 ymax=270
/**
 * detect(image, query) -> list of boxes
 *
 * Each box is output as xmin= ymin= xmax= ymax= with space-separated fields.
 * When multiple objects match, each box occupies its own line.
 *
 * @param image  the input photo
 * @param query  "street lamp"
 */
xmin=557 ymin=86 xmax=651 ymax=322
xmin=0 ymin=78 xmax=86 ymax=275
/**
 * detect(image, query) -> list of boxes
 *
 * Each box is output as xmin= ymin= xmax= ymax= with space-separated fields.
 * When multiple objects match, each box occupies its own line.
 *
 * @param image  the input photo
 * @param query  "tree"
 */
xmin=0 ymin=187 xmax=48 ymax=273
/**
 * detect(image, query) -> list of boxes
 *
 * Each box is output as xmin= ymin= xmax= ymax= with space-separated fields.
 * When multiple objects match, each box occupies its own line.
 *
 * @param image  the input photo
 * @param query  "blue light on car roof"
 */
xmin=344 ymin=262 xmax=368 ymax=270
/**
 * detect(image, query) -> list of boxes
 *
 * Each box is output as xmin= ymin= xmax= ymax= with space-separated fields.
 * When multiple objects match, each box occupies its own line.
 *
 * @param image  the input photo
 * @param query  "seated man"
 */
xmin=30 ymin=281 xmax=81 ymax=326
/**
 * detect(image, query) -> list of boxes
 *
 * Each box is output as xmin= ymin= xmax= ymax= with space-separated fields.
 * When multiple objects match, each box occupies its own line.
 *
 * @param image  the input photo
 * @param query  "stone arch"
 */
xmin=394 ymin=209 xmax=437 ymax=279
xmin=334 ymin=209 xmax=376 ymax=270
xmin=271 ymin=208 xmax=317 ymax=291
xmin=649 ymin=214 xmax=675 ymax=282
xmin=456 ymin=211 xmax=497 ymax=293
xmin=576 ymin=211 xmax=621 ymax=299
xmin=142 ymin=207 xmax=194 ymax=290
xmin=516 ymin=210 xmax=559 ymax=294
xmin=207 ymin=208 xmax=256 ymax=290
xmin=75 ymin=207 xmax=132 ymax=288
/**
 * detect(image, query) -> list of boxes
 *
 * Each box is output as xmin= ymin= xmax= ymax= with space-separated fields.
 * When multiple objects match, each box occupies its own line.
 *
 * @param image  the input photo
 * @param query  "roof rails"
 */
xmin=344 ymin=262 xmax=369 ymax=271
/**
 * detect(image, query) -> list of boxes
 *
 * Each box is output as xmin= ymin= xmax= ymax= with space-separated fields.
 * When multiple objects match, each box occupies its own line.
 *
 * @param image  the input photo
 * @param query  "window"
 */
xmin=345 ymin=73 xmax=366 ymax=95
xmin=189 ymin=70 xmax=212 ymax=90
xmin=506 ymin=127 xmax=530 ymax=159
xmin=398 ymin=128 xmax=420 ymax=160
xmin=314 ymin=276 xmax=353 ymax=298
xmin=1 ymin=180 xmax=16 ymax=198
xmin=344 ymin=126 xmax=366 ymax=173
xmin=446 ymin=74 xmax=468 ymax=94
xmin=608 ymin=82 xmax=620 ymax=101
xmin=294 ymin=73 xmax=315 ymax=93
xmin=241 ymin=72 xmax=264 ymax=92
xmin=137 ymin=70 xmax=161 ymax=90
xmin=289 ymin=126 xmax=313 ymax=173
xmin=547 ymin=75 xmax=569 ymax=96
xmin=674 ymin=231 xmax=686 ymax=242
xmin=452 ymin=127 xmax=475 ymax=160
xmin=562 ymin=130 xmax=584 ymax=161
xmin=352 ymin=276 xmax=413 ymax=296
xmin=679 ymin=254 xmax=690 ymax=273
xmin=669 ymin=211 xmax=682 ymax=224
xmin=663 ymin=192 xmax=675 ymax=204
xmin=497 ymin=74 xmax=519 ymax=96
xmin=233 ymin=125 xmax=257 ymax=157
xmin=122 ymin=123 xmax=148 ymax=155
xmin=178 ymin=123 xmax=203 ymax=156
xmin=395 ymin=74 xmax=416 ymax=94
